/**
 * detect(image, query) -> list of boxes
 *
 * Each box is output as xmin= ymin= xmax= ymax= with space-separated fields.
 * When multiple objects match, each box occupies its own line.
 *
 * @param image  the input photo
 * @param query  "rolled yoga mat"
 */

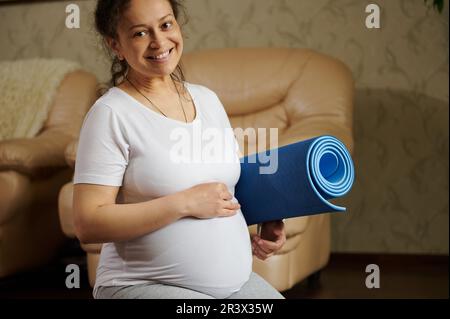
xmin=235 ymin=135 xmax=355 ymax=225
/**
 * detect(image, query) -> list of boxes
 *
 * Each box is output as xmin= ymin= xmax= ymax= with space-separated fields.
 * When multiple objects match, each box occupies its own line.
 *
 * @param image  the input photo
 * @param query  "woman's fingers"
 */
xmin=253 ymin=235 xmax=284 ymax=252
xmin=220 ymin=191 xmax=233 ymax=200
xmin=252 ymin=238 xmax=270 ymax=259
xmin=252 ymin=237 xmax=285 ymax=260
xmin=251 ymin=221 xmax=286 ymax=260
xmin=253 ymin=240 xmax=272 ymax=254
xmin=223 ymin=199 xmax=240 ymax=210
xmin=218 ymin=209 xmax=236 ymax=217
xmin=219 ymin=207 xmax=239 ymax=217
xmin=252 ymin=243 xmax=273 ymax=260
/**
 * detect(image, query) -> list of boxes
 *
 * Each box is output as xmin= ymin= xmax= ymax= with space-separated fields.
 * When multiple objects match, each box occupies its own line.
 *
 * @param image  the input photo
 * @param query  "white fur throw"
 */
xmin=0 ymin=58 xmax=82 ymax=141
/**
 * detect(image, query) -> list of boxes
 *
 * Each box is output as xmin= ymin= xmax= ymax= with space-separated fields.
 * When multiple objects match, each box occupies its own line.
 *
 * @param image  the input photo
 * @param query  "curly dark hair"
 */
xmin=94 ymin=0 xmax=188 ymax=95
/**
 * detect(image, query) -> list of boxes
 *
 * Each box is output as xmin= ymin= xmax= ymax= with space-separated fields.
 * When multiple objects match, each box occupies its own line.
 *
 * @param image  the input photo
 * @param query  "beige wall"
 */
xmin=0 ymin=0 xmax=448 ymax=254
xmin=0 ymin=0 xmax=448 ymax=100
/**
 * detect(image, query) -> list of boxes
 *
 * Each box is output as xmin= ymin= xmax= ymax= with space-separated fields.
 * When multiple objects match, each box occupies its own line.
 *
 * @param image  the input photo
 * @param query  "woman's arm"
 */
xmin=73 ymin=182 xmax=240 ymax=244
xmin=73 ymin=184 xmax=185 ymax=244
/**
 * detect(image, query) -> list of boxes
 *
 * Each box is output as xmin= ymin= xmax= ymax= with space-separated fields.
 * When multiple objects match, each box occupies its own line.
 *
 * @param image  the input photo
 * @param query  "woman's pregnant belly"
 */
xmin=119 ymin=211 xmax=252 ymax=298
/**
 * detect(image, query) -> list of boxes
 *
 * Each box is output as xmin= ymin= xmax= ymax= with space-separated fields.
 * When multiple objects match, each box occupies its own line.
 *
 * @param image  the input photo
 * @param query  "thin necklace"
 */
xmin=125 ymin=76 xmax=188 ymax=123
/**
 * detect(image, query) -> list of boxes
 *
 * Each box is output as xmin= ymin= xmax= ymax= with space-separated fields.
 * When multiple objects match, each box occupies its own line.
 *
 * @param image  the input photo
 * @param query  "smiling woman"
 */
xmin=72 ymin=0 xmax=286 ymax=300
xmin=94 ymin=0 xmax=193 ymax=121
xmin=95 ymin=0 xmax=188 ymax=91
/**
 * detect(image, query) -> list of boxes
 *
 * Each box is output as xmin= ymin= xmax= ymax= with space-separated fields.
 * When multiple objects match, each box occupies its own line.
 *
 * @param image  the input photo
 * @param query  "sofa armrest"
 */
xmin=0 ymin=128 xmax=73 ymax=177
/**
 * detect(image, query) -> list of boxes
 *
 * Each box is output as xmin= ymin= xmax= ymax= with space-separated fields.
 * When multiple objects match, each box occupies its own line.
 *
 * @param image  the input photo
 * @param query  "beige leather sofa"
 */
xmin=0 ymin=69 xmax=98 ymax=278
xmin=58 ymin=48 xmax=354 ymax=292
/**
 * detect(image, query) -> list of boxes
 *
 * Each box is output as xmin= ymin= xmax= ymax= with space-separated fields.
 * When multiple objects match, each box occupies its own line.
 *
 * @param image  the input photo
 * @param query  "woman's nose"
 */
xmin=150 ymin=41 xmax=160 ymax=49
xmin=149 ymin=31 xmax=164 ymax=49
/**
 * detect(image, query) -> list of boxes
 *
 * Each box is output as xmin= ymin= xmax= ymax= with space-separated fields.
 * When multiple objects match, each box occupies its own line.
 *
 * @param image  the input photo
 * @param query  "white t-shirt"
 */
xmin=73 ymin=82 xmax=252 ymax=299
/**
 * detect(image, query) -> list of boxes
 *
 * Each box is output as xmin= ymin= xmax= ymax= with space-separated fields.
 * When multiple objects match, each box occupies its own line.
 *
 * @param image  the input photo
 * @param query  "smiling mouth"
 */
xmin=147 ymin=48 xmax=174 ymax=60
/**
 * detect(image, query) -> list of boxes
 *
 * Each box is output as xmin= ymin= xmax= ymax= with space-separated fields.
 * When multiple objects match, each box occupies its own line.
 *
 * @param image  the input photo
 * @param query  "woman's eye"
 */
xmin=134 ymin=31 xmax=146 ymax=37
xmin=162 ymin=22 xmax=173 ymax=30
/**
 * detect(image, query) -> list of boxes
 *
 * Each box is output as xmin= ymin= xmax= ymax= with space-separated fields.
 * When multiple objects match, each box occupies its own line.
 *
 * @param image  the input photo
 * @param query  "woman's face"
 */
xmin=110 ymin=0 xmax=183 ymax=79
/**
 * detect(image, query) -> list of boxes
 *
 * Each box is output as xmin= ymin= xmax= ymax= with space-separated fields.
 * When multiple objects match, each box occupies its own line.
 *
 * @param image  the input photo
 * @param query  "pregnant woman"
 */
xmin=73 ymin=0 xmax=286 ymax=299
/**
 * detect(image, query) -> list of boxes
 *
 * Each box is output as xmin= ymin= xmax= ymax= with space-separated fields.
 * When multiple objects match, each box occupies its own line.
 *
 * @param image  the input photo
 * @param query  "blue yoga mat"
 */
xmin=235 ymin=135 xmax=355 ymax=225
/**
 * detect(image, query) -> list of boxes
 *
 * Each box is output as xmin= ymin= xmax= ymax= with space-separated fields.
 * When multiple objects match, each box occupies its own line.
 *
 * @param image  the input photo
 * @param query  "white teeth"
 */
xmin=151 ymin=50 xmax=170 ymax=60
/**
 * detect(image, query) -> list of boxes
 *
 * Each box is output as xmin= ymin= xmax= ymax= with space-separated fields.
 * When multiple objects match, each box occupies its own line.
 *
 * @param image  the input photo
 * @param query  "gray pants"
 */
xmin=95 ymin=272 xmax=285 ymax=299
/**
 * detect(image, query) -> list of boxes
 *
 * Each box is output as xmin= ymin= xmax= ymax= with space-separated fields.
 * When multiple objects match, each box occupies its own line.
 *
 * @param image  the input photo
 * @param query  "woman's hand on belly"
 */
xmin=177 ymin=182 xmax=241 ymax=219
